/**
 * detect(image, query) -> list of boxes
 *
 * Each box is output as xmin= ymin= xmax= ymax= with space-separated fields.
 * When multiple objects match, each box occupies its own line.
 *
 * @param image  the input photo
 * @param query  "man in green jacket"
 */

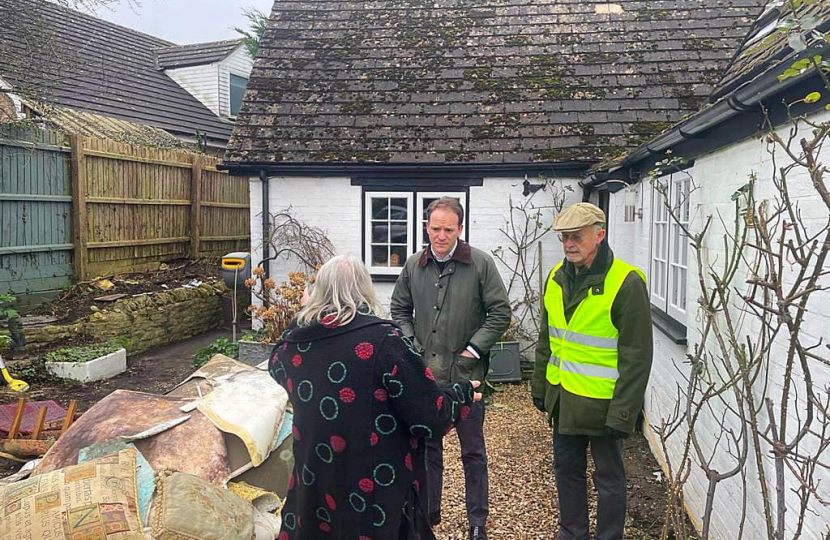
xmin=532 ymin=202 xmax=653 ymax=540
xmin=391 ymin=197 xmax=510 ymax=540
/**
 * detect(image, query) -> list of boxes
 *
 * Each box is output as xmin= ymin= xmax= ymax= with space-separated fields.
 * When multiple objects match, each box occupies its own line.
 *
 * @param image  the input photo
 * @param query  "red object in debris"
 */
xmin=0 ymin=400 xmax=67 ymax=436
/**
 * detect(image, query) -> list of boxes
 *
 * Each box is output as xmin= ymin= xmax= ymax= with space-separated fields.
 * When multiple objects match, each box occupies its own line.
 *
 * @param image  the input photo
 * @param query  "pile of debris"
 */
xmin=0 ymin=354 xmax=291 ymax=540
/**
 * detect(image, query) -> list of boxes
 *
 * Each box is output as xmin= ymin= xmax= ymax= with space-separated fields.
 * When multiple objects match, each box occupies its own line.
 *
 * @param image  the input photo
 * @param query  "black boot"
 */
xmin=428 ymin=511 xmax=441 ymax=527
xmin=469 ymin=525 xmax=488 ymax=540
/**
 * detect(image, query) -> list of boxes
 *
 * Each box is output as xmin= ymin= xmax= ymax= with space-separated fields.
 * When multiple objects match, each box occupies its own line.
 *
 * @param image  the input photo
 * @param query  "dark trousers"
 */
xmin=425 ymin=400 xmax=489 ymax=527
xmin=553 ymin=424 xmax=626 ymax=540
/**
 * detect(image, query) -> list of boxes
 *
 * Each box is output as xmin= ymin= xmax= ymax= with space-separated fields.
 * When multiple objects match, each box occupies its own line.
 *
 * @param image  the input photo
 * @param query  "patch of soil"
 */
xmin=26 ymin=258 xmax=221 ymax=324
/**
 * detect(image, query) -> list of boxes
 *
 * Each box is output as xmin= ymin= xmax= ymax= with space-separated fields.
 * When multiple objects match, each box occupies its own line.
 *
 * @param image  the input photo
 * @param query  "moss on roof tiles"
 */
xmin=226 ymin=0 xmax=768 ymax=164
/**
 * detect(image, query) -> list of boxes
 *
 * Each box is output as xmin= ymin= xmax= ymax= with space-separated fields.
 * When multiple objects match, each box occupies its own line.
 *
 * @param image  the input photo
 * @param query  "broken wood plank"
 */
xmin=8 ymin=398 xmax=25 ymax=439
xmin=61 ymin=400 xmax=78 ymax=434
xmin=0 ymin=438 xmax=55 ymax=458
xmin=30 ymin=407 xmax=47 ymax=440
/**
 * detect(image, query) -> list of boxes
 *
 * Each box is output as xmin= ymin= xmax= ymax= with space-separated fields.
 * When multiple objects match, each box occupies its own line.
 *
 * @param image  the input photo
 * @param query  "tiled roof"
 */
xmin=713 ymin=0 xmax=830 ymax=98
xmin=156 ymin=39 xmax=244 ymax=70
xmin=0 ymin=0 xmax=234 ymax=144
xmin=226 ymin=0 xmax=767 ymax=165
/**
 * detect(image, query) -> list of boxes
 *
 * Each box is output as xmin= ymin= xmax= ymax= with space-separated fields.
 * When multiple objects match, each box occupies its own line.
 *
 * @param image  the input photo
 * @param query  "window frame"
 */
xmin=363 ymin=191 xmax=414 ymax=277
xmin=649 ymin=172 xmax=690 ymax=328
xmin=362 ymin=187 xmax=469 ymax=280
xmin=229 ymin=73 xmax=248 ymax=117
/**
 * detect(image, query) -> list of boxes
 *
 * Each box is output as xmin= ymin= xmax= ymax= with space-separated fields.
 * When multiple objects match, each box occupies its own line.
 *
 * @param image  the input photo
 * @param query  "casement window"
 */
xmin=650 ymin=173 xmax=690 ymax=327
xmin=363 ymin=190 xmax=466 ymax=277
xmin=229 ymin=74 xmax=248 ymax=116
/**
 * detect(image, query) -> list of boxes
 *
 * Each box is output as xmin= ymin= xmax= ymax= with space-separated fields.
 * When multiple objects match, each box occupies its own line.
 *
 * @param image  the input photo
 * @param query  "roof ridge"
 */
xmin=154 ymin=38 xmax=244 ymax=52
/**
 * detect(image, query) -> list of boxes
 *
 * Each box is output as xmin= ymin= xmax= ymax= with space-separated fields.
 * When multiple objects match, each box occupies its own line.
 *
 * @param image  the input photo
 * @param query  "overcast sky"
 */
xmin=91 ymin=0 xmax=275 ymax=44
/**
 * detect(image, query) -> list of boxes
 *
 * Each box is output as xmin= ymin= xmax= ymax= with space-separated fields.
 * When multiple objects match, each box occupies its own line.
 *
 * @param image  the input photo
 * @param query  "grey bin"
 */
xmin=488 ymin=341 xmax=522 ymax=383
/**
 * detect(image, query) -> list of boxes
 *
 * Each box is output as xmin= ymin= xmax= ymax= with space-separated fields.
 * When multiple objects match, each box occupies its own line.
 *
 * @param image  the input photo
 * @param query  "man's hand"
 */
xmin=603 ymin=426 xmax=630 ymax=439
xmin=533 ymin=397 xmax=546 ymax=413
xmin=459 ymin=350 xmax=475 ymax=358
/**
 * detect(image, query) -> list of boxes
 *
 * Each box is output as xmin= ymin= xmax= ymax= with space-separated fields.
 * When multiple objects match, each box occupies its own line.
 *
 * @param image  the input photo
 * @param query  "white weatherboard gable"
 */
xmin=165 ymin=45 xmax=253 ymax=118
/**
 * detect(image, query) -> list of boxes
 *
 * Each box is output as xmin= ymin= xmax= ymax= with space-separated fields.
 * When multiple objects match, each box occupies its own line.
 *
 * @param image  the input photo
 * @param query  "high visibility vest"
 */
xmin=544 ymin=258 xmax=645 ymax=399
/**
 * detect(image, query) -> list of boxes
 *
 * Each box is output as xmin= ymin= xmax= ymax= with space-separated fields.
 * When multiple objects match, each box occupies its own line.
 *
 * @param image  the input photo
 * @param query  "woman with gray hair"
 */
xmin=269 ymin=254 xmax=481 ymax=540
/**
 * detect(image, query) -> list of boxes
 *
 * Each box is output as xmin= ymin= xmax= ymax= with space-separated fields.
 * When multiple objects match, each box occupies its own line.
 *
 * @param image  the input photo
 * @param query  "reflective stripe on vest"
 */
xmin=544 ymin=258 xmax=645 ymax=399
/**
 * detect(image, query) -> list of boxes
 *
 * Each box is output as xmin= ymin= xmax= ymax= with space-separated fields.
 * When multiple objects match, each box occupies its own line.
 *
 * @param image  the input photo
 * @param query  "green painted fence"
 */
xmin=0 ymin=126 xmax=73 ymax=302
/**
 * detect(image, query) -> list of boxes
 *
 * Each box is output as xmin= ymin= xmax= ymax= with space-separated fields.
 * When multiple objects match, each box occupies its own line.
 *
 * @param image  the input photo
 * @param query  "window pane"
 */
xmin=390 ymin=246 xmax=406 ymax=267
xmin=372 ymin=198 xmax=388 ymax=220
xmin=230 ymin=74 xmax=247 ymax=116
xmin=390 ymin=198 xmax=407 ymax=219
xmin=680 ymin=268 xmax=687 ymax=310
xmin=371 ymin=245 xmax=389 ymax=267
xmin=390 ymin=223 xmax=407 ymax=244
xmin=372 ymin=222 xmax=389 ymax=243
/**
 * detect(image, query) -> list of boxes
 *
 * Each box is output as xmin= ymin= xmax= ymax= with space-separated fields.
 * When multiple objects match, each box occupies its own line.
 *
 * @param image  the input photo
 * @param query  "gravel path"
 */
xmin=433 ymin=382 xmax=666 ymax=539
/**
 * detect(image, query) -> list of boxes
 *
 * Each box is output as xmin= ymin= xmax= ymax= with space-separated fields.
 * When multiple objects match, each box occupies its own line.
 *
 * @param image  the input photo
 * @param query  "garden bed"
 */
xmin=26 ymin=259 xmax=221 ymax=326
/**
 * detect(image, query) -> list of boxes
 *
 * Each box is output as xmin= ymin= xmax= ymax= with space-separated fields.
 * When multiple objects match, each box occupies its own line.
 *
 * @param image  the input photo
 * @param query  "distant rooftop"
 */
xmin=0 ymin=0 xmax=235 ymax=145
xmin=156 ymin=39 xmax=245 ymax=70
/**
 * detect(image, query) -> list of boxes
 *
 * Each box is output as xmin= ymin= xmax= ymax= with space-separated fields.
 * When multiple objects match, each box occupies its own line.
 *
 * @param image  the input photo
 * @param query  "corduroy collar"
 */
xmin=418 ymin=239 xmax=473 ymax=267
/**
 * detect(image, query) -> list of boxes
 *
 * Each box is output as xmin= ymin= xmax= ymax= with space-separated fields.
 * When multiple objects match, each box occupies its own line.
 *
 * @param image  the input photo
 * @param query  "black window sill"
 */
xmin=371 ymin=274 xmax=400 ymax=283
xmin=651 ymin=306 xmax=687 ymax=345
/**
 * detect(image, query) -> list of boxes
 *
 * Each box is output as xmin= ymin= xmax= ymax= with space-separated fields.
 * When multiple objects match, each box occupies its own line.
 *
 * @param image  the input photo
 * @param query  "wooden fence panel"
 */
xmin=0 ymin=126 xmax=73 ymax=302
xmin=199 ymin=167 xmax=250 ymax=257
xmin=77 ymin=136 xmax=250 ymax=278
xmin=2 ymin=129 xmax=250 ymax=295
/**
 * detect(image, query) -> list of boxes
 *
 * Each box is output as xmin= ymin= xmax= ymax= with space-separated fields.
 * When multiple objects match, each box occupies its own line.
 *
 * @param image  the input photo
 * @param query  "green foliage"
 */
xmin=241 ymin=329 xmax=264 ymax=342
xmin=234 ymin=7 xmax=268 ymax=59
xmin=194 ymin=338 xmax=239 ymax=368
xmin=0 ymin=335 xmax=11 ymax=351
xmin=11 ymin=357 xmax=50 ymax=383
xmin=45 ymin=339 xmax=127 ymax=364
xmin=0 ymin=293 xmax=19 ymax=322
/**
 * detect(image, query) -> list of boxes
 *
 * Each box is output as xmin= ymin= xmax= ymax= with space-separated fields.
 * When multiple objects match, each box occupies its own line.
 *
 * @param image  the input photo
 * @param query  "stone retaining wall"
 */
xmin=20 ymin=282 xmax=229 ymax=355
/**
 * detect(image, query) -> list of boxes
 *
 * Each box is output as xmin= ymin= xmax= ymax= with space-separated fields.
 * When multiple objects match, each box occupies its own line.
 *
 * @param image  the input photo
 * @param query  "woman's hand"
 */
xmin=471 ymin=380 xmax=483 ymax=402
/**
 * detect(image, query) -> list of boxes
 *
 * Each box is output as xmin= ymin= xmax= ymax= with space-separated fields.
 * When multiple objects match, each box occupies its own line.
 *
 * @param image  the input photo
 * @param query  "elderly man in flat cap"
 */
xmin=532 ymin=202 xmax=653 ymax=540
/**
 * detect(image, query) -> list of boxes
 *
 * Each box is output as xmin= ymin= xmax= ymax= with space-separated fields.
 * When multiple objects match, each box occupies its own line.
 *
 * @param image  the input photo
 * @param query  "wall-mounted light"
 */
xmin=624 ymin=187 xmax=643 ymax=222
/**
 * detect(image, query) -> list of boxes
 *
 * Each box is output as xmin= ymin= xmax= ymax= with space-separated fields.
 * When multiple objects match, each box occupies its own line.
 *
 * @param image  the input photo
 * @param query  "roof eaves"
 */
xmin=584 ymin=41 xmax=830 ymax=188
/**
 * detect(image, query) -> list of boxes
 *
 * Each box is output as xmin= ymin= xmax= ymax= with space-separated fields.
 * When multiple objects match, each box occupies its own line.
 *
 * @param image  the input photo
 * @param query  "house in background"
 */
xmin=0 ymin=0 xmax=253 ymax=153
xmin=588 ymin=2 xmax=830 ymax=538
xmin=224 ymin=0 xmax=830 ymax=537
xmin=224 ymin=0 xmax=765 ymax=306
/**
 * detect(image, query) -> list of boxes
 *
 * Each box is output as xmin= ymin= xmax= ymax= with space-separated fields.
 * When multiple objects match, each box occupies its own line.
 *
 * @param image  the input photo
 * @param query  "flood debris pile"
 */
xmin=0 ymin=354 xmax=292 ymax=540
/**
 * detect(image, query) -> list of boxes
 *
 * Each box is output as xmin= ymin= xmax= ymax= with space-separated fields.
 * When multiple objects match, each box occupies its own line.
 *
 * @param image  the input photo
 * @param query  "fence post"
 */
xmin=70 ymin=135 xmax=88 ymax=281
xmin=190 ymin=155 xmax=203 ymax=259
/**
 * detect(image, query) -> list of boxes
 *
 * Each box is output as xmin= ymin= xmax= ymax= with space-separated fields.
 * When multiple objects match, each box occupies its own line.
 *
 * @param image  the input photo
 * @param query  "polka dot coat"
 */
xmin=269 ymin=314 xmax=476 ymax=540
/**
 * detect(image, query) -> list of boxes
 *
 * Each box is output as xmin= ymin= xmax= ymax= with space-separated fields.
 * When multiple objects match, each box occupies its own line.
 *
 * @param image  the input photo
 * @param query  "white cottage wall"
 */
xmin=608 ymin=110 xmax=830 ymax=540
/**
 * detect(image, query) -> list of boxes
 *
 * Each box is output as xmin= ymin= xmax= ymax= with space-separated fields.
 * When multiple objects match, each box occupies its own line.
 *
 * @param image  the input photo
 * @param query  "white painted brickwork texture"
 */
xmin=608 ymin=111 xmax=830 ymax=540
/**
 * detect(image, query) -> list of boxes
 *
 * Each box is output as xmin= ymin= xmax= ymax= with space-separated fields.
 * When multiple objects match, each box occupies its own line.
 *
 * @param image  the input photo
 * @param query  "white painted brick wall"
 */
xmin=609 ymin=110 xmax=830 ymax=540
xmin=248 ymin=175 xmax=583 ymax=336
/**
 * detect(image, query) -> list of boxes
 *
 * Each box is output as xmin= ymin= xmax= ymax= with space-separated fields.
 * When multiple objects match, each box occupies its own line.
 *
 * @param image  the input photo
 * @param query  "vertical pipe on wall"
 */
xmin=260 ymin=169 xmax=270 ymax=278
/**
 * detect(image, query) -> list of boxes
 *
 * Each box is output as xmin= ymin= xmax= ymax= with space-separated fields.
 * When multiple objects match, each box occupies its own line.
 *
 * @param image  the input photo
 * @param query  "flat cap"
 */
xmin=553 ymin=202 xmax=606 ymax=232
